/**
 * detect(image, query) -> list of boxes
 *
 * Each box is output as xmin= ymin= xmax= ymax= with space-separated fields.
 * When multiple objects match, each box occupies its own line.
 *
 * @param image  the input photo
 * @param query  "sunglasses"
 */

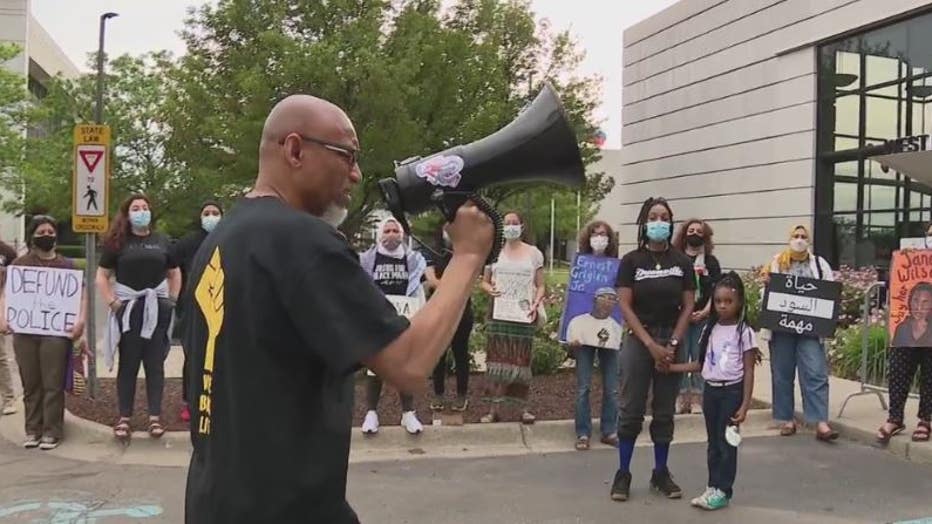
xmin=283 ymin=134 xmax=360 ymax=166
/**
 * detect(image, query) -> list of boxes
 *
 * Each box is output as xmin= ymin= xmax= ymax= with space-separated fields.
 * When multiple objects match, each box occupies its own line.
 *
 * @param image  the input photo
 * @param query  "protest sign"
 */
xmin=759 ymin=273 xmax=841 ymax=338
xmin=559 ymin=254 xmax=622 ymax=344
xmin=4 ymin=266 xmax=83 ymax=337
xmin=889 ymin=249 xmax=932 ymax=347
xmin=492 ymin=263 xmax=535 ymax=324
xmin=386 ymin=294 xmax=424 ymax=319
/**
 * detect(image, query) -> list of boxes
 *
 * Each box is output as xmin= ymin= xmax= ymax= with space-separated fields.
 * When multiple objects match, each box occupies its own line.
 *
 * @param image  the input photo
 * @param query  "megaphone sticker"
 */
xmin=414 ymin=154 xmax=465 ymax=188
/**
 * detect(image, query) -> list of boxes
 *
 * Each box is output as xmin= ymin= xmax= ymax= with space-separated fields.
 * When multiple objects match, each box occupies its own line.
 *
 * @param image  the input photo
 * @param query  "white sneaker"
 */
xmin=2 ymin=404 xmax=16 ymax=415
xmin=361 ymin=411 xmax=379 ymax=435
xmin=691 ymin=487 xmax=714 ymax=507
xmin=23 ymin=435 xmax=39 ymax=449
xmin=38 ymin=436 xmax=60 ymax=450
xmin=400 ymin=411 xmax=423 ymax=435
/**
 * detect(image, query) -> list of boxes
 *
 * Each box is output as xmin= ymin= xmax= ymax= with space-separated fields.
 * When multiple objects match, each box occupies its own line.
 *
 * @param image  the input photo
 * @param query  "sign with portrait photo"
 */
xmin=759 ymin=273 xmax=841 ymax=338
xmin=558 ymin=254 xmax=623 ymax=345
xmin=889 ymin=249 xmax=932 ymax=347
xmin=492 ymin=263 xmax=535 ymax=324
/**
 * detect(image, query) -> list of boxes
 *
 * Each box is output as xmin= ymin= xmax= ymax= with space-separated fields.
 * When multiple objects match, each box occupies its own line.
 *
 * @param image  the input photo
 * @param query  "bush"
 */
xmin=829 ymin=320 xmax=888 ymax=383
xmin=741 ymin=267 xmax=765 ymax=328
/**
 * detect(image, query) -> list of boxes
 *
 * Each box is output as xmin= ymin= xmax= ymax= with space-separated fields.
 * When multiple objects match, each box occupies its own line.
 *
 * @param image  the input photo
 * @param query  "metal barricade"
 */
xmin=838 ymin=281 xmax=920 ymax=418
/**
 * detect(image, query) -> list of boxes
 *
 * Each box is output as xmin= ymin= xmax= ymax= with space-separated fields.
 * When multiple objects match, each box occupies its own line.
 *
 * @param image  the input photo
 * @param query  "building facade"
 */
xmin=0 ymin=0 xmax=79 ymax=247
xmin=619 ymin=0 xmax=932 ymax=271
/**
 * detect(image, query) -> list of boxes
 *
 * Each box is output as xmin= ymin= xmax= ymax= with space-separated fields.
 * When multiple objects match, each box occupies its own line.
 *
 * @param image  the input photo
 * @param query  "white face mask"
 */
xmin=590 ymin=235 xmax=609 ymax=253
xmin=201 ymin=215 xmax=221 ymax=233
xmin=789 ymin=238 xmax=809 ymax=253
xmin=503 ymin=224 xmax=522 ymax=240
xmin=321 ymin=204 xmax=348 ymax=228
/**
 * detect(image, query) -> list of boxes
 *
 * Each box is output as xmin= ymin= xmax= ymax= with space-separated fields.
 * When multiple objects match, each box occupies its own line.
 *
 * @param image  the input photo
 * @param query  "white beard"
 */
xmin=320 ymin=204 xmax=348 ymax=228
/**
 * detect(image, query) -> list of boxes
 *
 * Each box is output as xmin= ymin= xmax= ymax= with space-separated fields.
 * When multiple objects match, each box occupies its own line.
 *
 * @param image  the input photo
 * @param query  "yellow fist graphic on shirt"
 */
xmin=194 ymin=247 xmax=225 ymax=435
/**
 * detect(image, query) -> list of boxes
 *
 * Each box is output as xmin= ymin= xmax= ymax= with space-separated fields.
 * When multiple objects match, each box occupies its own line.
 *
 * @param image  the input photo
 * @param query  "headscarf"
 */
xmin=775 ymin=225 xmax=811 ymax=272
xmin=376 ymin=217 xmax=406 ymax=258
xmin=200 ymin=199 xmax=223 ymax=216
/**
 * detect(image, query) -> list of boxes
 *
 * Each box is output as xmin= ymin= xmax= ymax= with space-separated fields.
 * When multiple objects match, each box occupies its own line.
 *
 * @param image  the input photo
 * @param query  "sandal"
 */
xmin=575 ymin=436 xmax=590 ymax=451
xmin=521 ymin=412 xmax=536 ymax=425
xmin=779 ymin=422 xmax=797 ymax=437
xmin=429 ymin=396 xmax=445 ymax=412
xmin=148 ymin=419 xmax=166 ymax=439
xmin=479 ymin=413 xmax=500 ymax=424
xmin=912 ymin=421 xmax=931 ymax=442
xmin=876 ymin=421 xmax=906 ymax=445
xmin=451 ymin=397 xmax=469 ymax=412
xmin=816 ymin=426 xmax=839 ymax=442
xmin=113 ymin=418 xmax=131 ymax=440
xmin=600 ymin=434 xmax=619 ymax=447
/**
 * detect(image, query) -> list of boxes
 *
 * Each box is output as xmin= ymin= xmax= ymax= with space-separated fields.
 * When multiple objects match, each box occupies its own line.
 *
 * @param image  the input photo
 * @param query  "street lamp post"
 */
xmin=86 ymin=11 xmax=117 ymax=398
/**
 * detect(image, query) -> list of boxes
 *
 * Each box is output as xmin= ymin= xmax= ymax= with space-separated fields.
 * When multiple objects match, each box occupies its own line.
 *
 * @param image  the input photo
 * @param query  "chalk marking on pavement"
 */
xmin=0 ymin=500 xmax=163 ymax=522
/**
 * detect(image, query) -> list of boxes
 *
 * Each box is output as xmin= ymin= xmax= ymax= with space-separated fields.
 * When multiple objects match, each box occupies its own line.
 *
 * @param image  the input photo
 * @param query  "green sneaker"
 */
xmin=700 ymin=488 xmax=729 ymax=510
xmin=690 ymin=487 xmax=714 ymax=507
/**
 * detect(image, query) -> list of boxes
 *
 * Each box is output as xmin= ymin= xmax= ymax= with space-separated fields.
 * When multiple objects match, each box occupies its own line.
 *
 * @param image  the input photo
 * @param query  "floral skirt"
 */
xmin=484 ymin=320 xmax=535 ymax=404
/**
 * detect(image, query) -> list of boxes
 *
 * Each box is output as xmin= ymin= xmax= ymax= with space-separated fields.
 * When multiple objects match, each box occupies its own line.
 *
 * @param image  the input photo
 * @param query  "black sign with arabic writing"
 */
xmin=760 ymin=273 xmax=842 ymax=338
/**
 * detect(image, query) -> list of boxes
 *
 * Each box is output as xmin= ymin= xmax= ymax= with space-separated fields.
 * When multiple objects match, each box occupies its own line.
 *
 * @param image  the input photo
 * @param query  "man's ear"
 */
xmin=283 ymin=134 xmax=303 ymax=168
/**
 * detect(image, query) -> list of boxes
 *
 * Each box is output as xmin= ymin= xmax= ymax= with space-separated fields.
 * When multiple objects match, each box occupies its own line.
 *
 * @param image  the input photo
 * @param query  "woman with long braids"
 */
xmin=610 ymin=197 xmax=696 ymax=502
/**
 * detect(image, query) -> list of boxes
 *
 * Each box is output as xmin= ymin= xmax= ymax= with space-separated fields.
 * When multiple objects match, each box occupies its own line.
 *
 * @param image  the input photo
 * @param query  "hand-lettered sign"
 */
xmin=4 ymin=266 xmax=82 ymax=337
xmin=889 ymin=249 xmax=932 ymax=347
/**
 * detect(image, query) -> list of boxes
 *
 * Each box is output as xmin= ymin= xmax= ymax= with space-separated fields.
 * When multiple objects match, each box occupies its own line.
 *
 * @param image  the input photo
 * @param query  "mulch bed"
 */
xmin=66 ymin=370 xmax=768 ymax=433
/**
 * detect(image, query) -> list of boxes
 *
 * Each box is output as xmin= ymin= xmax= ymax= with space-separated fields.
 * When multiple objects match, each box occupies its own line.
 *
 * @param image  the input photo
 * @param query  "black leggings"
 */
xmin=432 ymin=307 xmax=474 ymax=397
xmin=887 ymin=347 xmax=932 ymax=423
xmin=366 ymin=375 xmax=414 ymax=412
xmin=116 ymin=299 xmax=172 ymax=418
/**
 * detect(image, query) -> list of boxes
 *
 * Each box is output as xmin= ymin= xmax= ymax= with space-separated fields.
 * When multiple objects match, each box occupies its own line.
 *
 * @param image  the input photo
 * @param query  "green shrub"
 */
xmin=829 ymin=321 xmax=888 ymax=383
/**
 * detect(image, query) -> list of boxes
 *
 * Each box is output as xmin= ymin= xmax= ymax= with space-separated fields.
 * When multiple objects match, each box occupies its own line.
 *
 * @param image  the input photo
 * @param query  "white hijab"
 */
xmin=376 ymin=217 xmax=406 ymax=259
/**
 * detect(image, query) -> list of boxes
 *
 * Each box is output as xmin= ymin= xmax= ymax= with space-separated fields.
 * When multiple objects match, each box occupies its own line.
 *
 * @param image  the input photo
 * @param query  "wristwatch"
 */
xmin=669 ymin=337 xmax=680 ymax=348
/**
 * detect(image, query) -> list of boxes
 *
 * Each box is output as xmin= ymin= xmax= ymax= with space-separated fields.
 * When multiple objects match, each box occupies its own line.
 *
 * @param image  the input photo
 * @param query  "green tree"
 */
xmin=166 ymin=0 xmax=610 ymax=239
xmin=3 ymin=52 xmax=191 ymax=234
xmin=0 ymin=44 xmax=30 ymax=213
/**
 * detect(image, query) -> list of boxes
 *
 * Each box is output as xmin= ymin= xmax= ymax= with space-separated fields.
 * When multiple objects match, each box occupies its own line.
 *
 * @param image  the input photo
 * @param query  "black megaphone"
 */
xmin=378 ymin=82 xmax=586 ymax=261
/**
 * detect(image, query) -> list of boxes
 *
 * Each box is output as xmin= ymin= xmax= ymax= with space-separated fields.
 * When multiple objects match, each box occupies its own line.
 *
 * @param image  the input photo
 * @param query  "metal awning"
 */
xmin=871 ymin=151 xmax=932 ymax=188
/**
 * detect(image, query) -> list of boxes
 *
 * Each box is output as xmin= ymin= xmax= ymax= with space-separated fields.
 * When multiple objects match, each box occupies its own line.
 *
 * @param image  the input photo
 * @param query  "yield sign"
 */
xmin=79 ymin=150 xmax=103 ymax=173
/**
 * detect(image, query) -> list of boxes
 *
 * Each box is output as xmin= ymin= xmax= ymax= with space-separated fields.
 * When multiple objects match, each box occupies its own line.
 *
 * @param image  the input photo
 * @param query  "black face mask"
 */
xmin=33 ymin=235 xmax=56 ymax=252
xmin=685 ymin=234 xmax=704 ymax=248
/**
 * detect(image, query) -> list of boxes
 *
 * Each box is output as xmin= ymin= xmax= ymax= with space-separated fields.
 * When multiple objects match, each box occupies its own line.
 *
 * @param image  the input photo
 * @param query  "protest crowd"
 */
xmin=0 ymin=95 xmax=928 ymax=520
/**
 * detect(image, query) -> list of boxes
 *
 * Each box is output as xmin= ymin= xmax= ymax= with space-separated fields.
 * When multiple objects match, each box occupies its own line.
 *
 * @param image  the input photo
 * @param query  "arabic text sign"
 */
xmin=889 ymin=250 xmax=932 ymax=347
xmin=759 ymin=273 xmax=841 ymax=338
xmin=559 ymin=254 xmax=622 ymax=343
xmin=492 ymin=263 xmax=535 ymax=324
xmin=4 ymin=266 xmax=83 ymax=337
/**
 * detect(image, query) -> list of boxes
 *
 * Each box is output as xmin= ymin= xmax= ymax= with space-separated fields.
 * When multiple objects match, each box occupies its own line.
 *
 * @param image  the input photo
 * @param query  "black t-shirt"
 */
xmin=618 ymin=247 xmax=696 ymax=330
xmin=372 ymin=252 xmax=409 ymax=295
xmin=184 ymin=197 xmax=409 ymax=524
xmin=99 ymin=232 xmax=177 ymax=290
xmin=423 ymin=247 xmax=473 ymax=311
xmin=171 ymin=229 xmax=208 ymax=313
xmin=688 ymin=253 xmax=722 ymax=311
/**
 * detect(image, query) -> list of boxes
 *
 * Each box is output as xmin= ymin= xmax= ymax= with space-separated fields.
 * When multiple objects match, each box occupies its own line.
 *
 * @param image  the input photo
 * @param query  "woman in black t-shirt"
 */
xmin=672 ymin=219 xmax=722 ymax=414
xmin=611 ymin=197 xmax=696 ymax=503
xmin=96 ymin=194 xmax=181 ymax=441
xmin=170 ymin=200 xmax=223 ymax=423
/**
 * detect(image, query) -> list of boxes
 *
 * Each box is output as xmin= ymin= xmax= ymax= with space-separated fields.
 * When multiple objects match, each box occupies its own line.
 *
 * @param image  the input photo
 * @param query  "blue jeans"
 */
xmin=703 ymin=382 xmax=743 ymax=499
xmin=680 ymin=322 xmax=705 ymax=394
xmin=575 ymin=346 xmax=619 ymax=438
xmin=770 ymin=332 xmax=829 ymax=424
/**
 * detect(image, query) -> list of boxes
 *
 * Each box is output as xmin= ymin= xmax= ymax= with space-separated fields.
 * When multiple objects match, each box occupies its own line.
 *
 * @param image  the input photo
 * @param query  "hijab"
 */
xmin=376 ymin=217 xmax=406 ymax=259
xmin=776 ymin=225 xmax=811 ymax=272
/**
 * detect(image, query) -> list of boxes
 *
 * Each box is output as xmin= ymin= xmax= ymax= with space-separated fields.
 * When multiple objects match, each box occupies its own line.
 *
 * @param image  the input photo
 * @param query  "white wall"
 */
xmin=620 ymin=0 xmax=932 ymax=270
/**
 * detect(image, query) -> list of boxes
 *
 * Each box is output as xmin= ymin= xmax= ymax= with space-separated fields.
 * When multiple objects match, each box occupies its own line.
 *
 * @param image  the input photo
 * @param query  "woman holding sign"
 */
xmin=762 ymin=225 xmax=838 ymax=442
xmin=568 ymin=220 xmax=621 ymax=450
xmin=480 ymin=211 xmax=545 ymax=424
xmin=611 ymin=197 xmax=696 ymax=502
xmin=359 ymin=217 xmax=426 ymax=435
xmin=0 ymin=216 xmax=85 ymax=450
xmin=97 ymin=195 xmax=181 ymax=441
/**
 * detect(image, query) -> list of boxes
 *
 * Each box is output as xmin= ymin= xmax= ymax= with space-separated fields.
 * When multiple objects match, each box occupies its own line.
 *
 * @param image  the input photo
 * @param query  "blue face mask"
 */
xmin=201 ymin=214 xmax=221 ymax=233
xmin=645 ymin=220 xmax=670 ymax=242
xmin=129 ymin=210 xmax=151 ymax=229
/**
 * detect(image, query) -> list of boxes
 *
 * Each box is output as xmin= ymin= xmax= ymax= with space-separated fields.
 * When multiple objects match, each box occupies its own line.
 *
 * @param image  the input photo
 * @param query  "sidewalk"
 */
xmin=754 ymin=343 xmax=932 ymax=464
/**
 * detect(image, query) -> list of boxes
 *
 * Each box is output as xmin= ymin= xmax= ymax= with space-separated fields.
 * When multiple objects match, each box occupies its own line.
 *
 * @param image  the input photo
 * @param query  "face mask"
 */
xmin=590 ymin=235 xmax=609 ymax=253
xmin=789 ymin=238 xmax=809 ymax=253
xmin=129 ymin=210 xmax=151 ymax=229
xmin=685 ymin=234 xmax=704 ymax=248
xmin=503 ymin=225 xmax=522 ymax=240
xmin=201 ymin=215 xmax=221 ymax=233
xmin=382 ymin=237 xmax=402 ymax=250
xmin=33 ymin=235 xmax=56 ymax=252
xmin=645 ymin=221 xmax=670 ymax=242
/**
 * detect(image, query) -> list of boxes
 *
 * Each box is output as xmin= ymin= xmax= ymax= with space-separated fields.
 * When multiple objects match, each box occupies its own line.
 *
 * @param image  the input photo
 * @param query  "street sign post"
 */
xmin=73 ymin=124 xmax=109 ymax=399
xmin=72 ymin=125 xmax=110 ymax=233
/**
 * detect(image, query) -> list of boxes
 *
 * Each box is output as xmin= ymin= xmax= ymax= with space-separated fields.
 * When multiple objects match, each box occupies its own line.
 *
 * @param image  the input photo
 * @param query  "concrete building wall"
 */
xmin=620 ymin=0 xmax=932 ymax=269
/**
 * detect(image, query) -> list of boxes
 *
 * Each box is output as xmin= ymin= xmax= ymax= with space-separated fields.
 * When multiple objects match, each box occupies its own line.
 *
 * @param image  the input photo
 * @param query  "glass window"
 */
xmin=865 ymin=95 xmax=899 ymax=140
xmin=867 ymin=183 xmax=896 ymax=211
xmin=834 ymin=181 xmax=858 ymax=212
xmin=834 ymin=94 xmax=860 ymax=136
xmin=834 ymin=160 xmax=858 ymax=179
xmin=862 ymin=22 xmax=908 ymax=89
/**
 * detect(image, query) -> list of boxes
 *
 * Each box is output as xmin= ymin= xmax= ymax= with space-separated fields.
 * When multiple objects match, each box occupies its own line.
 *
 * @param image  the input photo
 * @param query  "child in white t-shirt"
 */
xmin=667 ymin=272 xmax=757 ymax=511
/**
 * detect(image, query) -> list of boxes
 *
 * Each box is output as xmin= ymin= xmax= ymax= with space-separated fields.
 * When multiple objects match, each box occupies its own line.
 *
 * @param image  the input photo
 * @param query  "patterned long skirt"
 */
xmin=484 ymin=320 xmax=535 ymax=404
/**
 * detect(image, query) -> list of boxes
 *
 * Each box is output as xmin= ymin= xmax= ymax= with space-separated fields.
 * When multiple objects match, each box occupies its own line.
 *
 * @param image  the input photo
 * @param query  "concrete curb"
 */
xmin=0 ymin=403 xmax=777 ymax=467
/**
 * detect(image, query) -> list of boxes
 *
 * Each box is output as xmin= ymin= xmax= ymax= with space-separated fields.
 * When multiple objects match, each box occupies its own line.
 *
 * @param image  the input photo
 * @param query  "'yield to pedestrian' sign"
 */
xmin=72 ymin=125 xmax=110 ymax=233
